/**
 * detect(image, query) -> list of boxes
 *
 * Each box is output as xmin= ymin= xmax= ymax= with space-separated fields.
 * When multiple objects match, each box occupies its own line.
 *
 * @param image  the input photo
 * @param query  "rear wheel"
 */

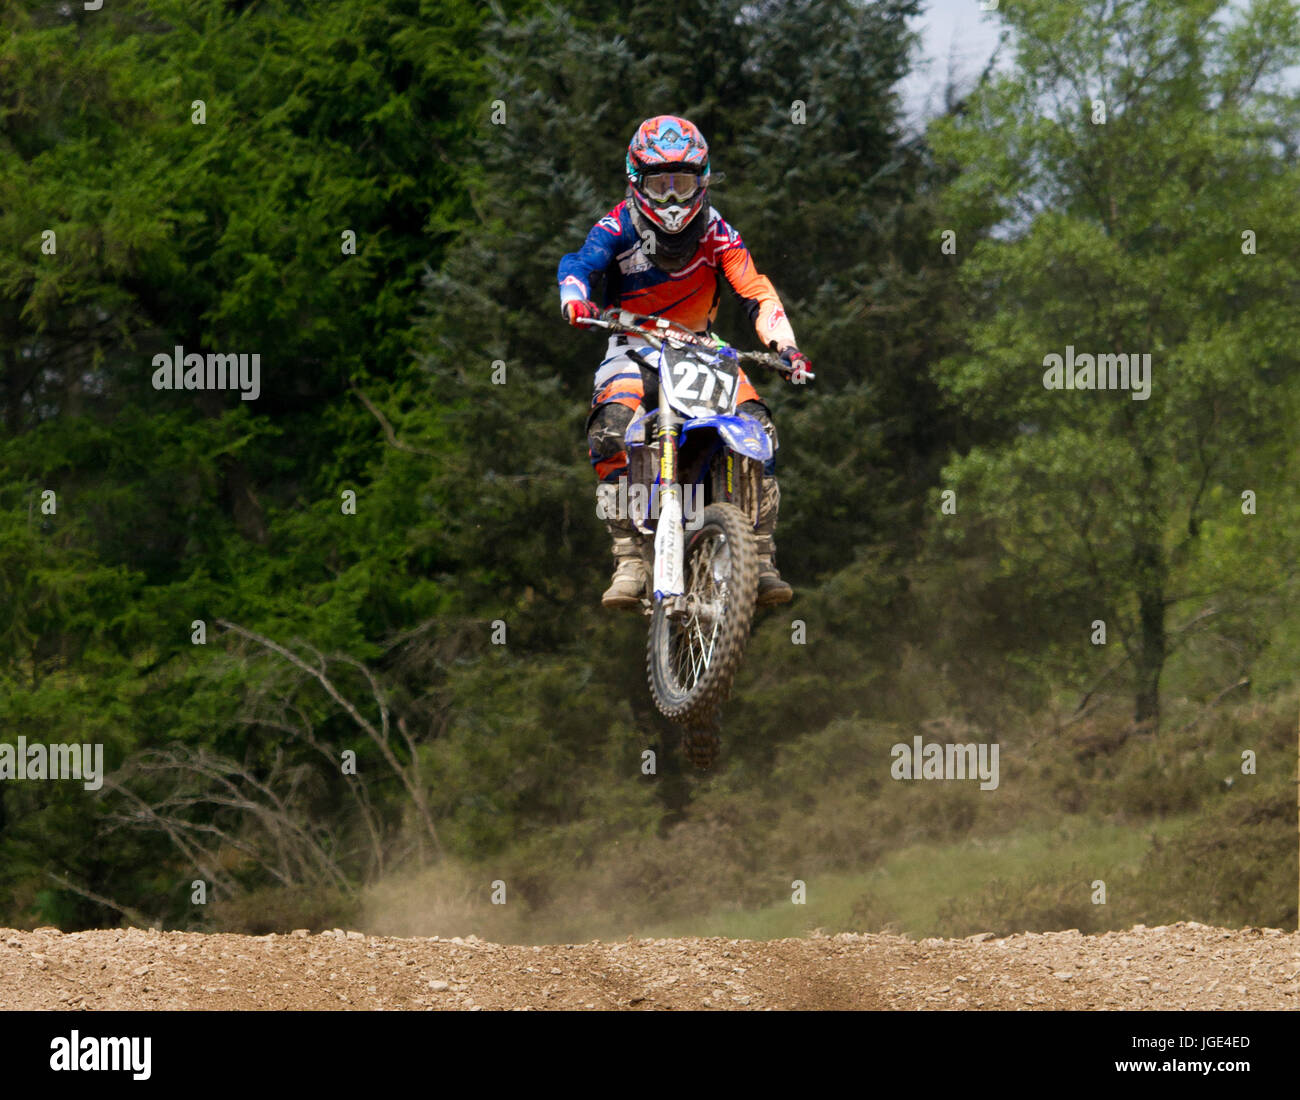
xmin=646 ymin=502 xmax=758 ymax=728
xmin=680 ymin=709 xmax=722 ymax=771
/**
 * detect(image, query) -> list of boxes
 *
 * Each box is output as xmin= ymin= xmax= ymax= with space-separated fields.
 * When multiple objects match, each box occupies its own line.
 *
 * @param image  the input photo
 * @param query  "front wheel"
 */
xmin=646 ymin=502 xmax=759 ymax=728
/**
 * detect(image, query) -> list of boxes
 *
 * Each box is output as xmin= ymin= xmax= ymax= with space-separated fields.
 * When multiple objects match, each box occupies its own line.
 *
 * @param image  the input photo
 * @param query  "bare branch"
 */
xmin=215 ymin=619 xmax=444 ymax=860
xmin=350 ymin=386 xmax=437 ymax=456
xmin=46 ymin=873 xmax=157 ymax=930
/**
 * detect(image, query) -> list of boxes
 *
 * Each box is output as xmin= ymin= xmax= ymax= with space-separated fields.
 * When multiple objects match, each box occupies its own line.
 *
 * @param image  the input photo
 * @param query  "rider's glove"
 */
xmin=779 ymin=346 xmax=814 ymax=385
xmin=563 ymin=299 xmax=601 ymax=327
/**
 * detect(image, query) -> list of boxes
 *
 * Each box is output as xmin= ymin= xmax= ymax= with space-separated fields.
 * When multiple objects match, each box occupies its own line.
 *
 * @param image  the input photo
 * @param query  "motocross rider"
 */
xmin=557 ymin=114 xmax=813 ymax=610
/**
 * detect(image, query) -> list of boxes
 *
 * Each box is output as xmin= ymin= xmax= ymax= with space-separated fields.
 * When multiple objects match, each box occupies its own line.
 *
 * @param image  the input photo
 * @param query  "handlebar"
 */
xmin=576 ymin=308 xmax=811 ymax=379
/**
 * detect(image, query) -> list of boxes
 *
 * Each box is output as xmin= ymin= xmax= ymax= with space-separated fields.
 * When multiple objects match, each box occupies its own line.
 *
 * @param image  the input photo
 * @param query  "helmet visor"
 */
xmin=641 ymin=171 xmax=702 ymax=203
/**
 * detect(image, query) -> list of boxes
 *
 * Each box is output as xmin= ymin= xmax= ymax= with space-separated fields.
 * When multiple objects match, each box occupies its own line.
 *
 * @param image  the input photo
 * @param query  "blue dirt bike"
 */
xmin=578 ymin=309 xmax=810 ymax=766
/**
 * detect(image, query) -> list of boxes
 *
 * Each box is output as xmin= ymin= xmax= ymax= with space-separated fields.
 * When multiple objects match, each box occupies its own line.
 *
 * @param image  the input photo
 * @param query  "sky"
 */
xmin=899 ymin=0 xmax=1007 ymax=125
xmin=898 ymin=0 xmax=1300 ymax=125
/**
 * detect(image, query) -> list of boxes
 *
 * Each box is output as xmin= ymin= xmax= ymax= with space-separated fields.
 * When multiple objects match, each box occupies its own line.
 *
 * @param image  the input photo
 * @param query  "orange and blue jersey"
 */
xmin=558 ymin=201 xmax=798 ymax=350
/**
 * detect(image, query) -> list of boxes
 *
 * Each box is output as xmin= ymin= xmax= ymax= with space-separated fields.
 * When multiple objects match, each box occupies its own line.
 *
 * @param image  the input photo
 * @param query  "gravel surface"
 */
xmin=2 ymin=922 xmax=1297 ymax=1010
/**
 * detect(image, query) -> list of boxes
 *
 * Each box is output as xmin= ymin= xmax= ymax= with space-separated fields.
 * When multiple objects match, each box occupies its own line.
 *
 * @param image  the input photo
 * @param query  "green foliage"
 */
xmin=928 ymin=0 xmax=1300 ymax=722
xmin=0 ymin=0 xmax=1294 ymax=941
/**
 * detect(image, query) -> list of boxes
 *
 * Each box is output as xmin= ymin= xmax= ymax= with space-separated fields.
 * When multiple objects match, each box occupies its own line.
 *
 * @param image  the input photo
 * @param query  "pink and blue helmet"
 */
xmin=625 ymin=115 xmax=711 ymax=235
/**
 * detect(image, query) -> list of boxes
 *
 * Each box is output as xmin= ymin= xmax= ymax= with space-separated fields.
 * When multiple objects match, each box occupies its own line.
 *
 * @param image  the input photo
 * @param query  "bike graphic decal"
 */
xmin=653 ymin=490 xmax=686 ymax=598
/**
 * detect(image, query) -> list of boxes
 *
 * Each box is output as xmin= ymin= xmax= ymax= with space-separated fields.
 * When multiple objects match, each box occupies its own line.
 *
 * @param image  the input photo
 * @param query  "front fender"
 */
xmin=680 ymin=414 xmax=773 ymax=463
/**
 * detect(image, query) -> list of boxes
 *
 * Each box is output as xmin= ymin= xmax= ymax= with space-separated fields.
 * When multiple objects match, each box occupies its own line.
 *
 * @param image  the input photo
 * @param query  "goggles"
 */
xmin=640 ymin=171 xmax=703 ymax=202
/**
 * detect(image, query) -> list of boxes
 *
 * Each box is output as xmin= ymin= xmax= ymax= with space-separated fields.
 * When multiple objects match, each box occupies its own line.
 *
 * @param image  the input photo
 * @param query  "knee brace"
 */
xmin=586 ymin=402 xmax=636 ymax=482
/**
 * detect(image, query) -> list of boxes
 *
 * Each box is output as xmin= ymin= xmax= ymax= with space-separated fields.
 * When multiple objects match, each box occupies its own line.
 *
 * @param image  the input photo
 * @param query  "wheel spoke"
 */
xmin=649 ymin=506 xmax=755 ymax=730
xmin=666 ymin=526 xmax=730 ymax=696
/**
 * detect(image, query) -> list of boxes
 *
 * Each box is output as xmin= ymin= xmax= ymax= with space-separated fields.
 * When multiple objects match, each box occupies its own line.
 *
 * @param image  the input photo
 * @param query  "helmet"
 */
xmin=625 ymin=116 xmax=711 ymax=268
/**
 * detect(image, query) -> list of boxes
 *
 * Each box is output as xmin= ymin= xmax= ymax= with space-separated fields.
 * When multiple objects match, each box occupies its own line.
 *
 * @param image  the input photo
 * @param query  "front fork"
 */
xmin=652 ymin=410 xmax=687 ymax=612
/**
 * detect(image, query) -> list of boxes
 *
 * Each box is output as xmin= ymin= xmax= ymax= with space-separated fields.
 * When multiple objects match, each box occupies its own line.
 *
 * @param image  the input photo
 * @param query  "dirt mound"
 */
xmin=2 ymin=922 xmax=1296 ymax=1010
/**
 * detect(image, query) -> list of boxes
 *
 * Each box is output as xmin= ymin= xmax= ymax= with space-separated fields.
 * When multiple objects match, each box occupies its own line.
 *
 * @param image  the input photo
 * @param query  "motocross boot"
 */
xmin=755 ymin=475 xmax=793 ymax=607
xmin=597 ymin=482 xmax=649 ymax=611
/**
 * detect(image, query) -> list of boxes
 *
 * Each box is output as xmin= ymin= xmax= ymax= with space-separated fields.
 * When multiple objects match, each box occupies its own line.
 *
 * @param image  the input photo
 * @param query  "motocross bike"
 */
xmin=577 ymin=309 xmax=811 ymax=767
